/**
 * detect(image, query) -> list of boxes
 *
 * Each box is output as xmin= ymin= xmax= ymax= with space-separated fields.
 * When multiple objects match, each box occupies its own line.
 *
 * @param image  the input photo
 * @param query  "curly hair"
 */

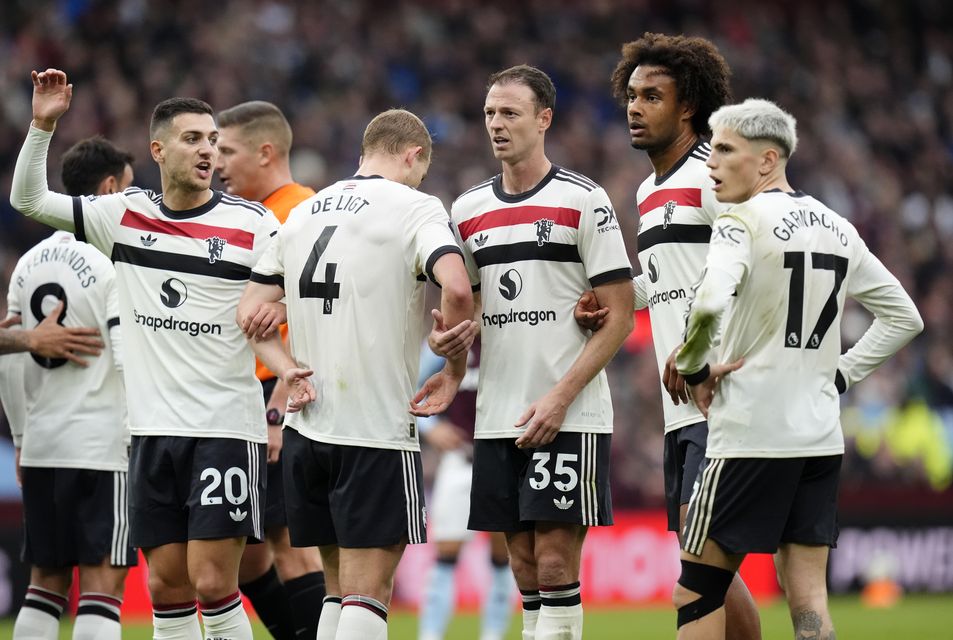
xmin=610 ymin=33 xmax=732 ymax=136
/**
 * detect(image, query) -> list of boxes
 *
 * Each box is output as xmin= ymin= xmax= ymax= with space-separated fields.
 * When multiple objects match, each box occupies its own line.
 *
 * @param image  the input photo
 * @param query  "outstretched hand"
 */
xmin=687 ymin=358 xmax=745 ymax=418
xmin=31 ymin=69 xmax=73 ymax=130
xmin=427 ymin=309 xmax=477 ymax=359
xmin=282 ymin=367 xmax=317 ymax=412
xmin=573 ymin=290 xmax=608 ymax=332
xmin=410 ymin=369 xmax=462 ymax=417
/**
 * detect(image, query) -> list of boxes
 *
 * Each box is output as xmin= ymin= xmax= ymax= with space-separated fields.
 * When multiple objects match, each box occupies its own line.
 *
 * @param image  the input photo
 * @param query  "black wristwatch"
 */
xmin=266 ymin=408 xmax=284 ymax=426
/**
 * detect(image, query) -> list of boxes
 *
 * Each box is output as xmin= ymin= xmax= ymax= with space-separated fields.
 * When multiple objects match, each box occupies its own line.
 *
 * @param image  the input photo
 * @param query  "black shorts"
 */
xmin=22 ymin=467 xmax=137 ymax=568
xmin=468 ymin=433 xmax=613 ymax=532
xmin=261 ymin=376 xmax=287 ymax=530
xmin=682 ymin=455 xmax=842 ymax=556
xmin=282 ymin=428 xmax=426 ymax=548
xmin=663 ymin=422 xmax=709 ymax=531
xmin=129 ymin=435 xmax=266 ymax=548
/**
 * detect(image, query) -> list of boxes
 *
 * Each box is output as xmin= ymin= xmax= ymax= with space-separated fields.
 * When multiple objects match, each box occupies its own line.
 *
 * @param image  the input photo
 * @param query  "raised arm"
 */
xmin=9 ymin=70 xmax=78 ymax=230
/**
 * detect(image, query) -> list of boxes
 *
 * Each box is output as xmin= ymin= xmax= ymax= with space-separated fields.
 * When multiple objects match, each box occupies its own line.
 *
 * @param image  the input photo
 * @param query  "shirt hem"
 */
xmin=706 ymin=447 xmax=845 ymax=459
xmin=289 ymin=431 xmax=421 ymax=452
xmin=19 ymin=460 xmax=129 ymax=472
xmin=475 ymin=424 xmax=613 ymax=439
xmin=129 ymin=430 xmax=267 ymax=444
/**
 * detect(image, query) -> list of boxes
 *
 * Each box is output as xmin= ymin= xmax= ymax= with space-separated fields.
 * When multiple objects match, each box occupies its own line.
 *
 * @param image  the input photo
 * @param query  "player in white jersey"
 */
xmin=239 ymin=108 xmax=475 ymax=640
xmin=439 ymin=65 xmax=633 ymax=640
xmin=6 ymin=136 xmax=135 ymax=640
xmin=10 ymin=69 xmax=279 ymax=640
xmin=672 ymin=99 xmax=923 ymax=640
xmin=576 ymin=33 xmax=761 ymax=638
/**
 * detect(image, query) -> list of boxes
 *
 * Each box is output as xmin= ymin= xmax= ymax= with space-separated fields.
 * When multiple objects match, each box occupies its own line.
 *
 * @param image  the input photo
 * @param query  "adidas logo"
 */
xmin=553 ymin=496 xmax=574 ymax=510
xmin=229 ymin=508 xmax=247 ymax=522
xmin=141 ymin=234 xmax=157 ymax=247
xmin=474 ymin=233 xmax=489 ymax=247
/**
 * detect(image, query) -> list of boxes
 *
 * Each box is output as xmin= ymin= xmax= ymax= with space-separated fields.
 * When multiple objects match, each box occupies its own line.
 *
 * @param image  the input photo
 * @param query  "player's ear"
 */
xmin=403 ymin=145 xmax=422 ymax=167
xmin=150 ymin=139 xmax=164 ymax=164
xmin=759 ymin=146 xmax=781 ymax=176
xmin=537 ymin=107 xmax=552 ymax=132
xmin=259 ymin=142 xmax=274 ymax=167
xmin=98 ymin=174 xmax=118 ymax=195
xmin=680 ymin=101 xmax=697 ymax=124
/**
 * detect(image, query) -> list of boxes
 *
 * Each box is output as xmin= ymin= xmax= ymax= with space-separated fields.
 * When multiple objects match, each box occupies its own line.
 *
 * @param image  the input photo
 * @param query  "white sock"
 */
xmin=14 ymin=586 xmax=67 ymax=640
xmin=315 ymin=596 xmax=342 ymax=640
xmin=536 ymin=582 xmax=583 ymax=640
xmin=153 ymin=601 xmax=202 ymax=640
xmin=337 ymin=594 xmax=388 ymax=640
xmin=73 ymin=593 xmax=122 ymax=640
xmin=519 ymin=589 xmax=540 ymax=640
xmin=200 ymin=592 xmax=252 ymax=640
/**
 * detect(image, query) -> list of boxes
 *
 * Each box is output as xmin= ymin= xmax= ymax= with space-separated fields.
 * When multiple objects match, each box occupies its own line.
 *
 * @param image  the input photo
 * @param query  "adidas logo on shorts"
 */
xmin=553 ymin=496 xmax=574 ymax=510
xmin=229 ymin=508 xmax=247 ymax=522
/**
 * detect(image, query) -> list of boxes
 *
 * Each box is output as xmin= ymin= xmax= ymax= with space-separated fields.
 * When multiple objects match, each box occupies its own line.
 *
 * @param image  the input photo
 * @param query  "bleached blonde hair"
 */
xmin=709 ymin=98 xmax=798 ymax=158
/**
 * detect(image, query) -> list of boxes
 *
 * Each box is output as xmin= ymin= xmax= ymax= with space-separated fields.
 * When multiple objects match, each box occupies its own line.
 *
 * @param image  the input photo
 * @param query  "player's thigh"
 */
xmin=664 ymin=422 xmax=709 ymax=533
xmin=238 ymin=537 xmax=273 ymax=583
xmin=282 ymin=428 xmax=336 ymax=548
xmin=469 ymin=438 xmax=533 ymax=533
xmin=519 ymin=432 xmax=613 ymax=528
xmin=430 ymin=449 xmax=475 ymax=543
xmin=269 ymin=527 xmax=323 ymax=580
xmin=682 ymin=457 xmax=804 ymax=557
xmin=533 ymin=521 xmax=587 ymax=577
xmin=144 ymin=542 xmax=193 ymax=601
xmin=128 ymin=436 xmax=190 ymax=549
xmin=187 ymin=437 xmax=267 ymax=543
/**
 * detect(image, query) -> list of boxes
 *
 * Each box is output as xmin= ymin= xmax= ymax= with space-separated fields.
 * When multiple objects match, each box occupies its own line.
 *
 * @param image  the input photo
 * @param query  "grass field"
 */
xmin=2 ymin=594 xmax=951 ymax=639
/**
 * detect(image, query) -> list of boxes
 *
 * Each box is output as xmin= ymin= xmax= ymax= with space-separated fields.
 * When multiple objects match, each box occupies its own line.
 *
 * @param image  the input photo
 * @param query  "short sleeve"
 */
xmin=576 ymin=188 xmax=632 ymax=287
xmin=251 ymin=224 xmax=286 ymax=288
xmin=409 ymin=196 xmax=463 ymax=285
xmin=73 ymin=193 xmax=128 ymax=257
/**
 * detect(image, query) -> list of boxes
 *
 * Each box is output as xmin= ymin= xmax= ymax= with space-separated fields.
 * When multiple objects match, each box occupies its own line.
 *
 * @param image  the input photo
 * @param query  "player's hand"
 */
xmin=241 ymin=301 xmax=287 ymax=339
xmin=574 ymin=290 xmax=608 ymax=332
xmin=663 ymin=344 xmax=690 ymax=405
xmin=410 ymin=369 xmax=462 ymax=417
xmin=266 ymin=425 xmax=283 ymax=463
xmin=0 ymin=315 xmax=21 ymax=329
xmin=514 ymin=389 xmax=570 ymax=449
xmin=687 ymin=358 xmax=744 ymax=418
xmin=423 ymin=421 xmax=467 ymax=452
xmin=29 ymin=301 xmax=103 ymax=366
xmin=428 ymin=309 xmax=477 ymax=359
xmin=31 ymin=69 xmax=73 ymax=131
xmin=282 ymin=367 xmax=316 ymax=412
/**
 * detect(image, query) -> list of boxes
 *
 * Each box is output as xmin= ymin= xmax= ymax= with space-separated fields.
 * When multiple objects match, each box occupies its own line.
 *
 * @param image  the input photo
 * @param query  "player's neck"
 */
xmin=256 ymin=171 xmax=295 ymax=203
xmin=161 ymin=182 xmax=214 ymax=212
xmin=500 ymin=156 xmax=552 ymax=195
xmin=648 ymin=130 xmax=699 ymax=178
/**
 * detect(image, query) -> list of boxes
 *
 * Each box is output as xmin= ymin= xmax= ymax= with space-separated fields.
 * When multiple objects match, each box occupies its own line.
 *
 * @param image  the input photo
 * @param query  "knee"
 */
xmin=534 ymin=549 xmax=570 ymax=586
xmin=148 ymin=569 xmax=192 ymax=603
xmin=673 ymin=560 xmax=735 ymax=628
xmin=507 ymin=547 xmax=536 ymax=586
xmin=274 ymin=547 xmax=323 ymax=581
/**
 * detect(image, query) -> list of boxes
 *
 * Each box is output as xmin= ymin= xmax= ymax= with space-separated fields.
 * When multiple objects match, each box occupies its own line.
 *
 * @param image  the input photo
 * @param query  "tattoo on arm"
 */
xmin=0 ymin=329 xmax=30 ymax=355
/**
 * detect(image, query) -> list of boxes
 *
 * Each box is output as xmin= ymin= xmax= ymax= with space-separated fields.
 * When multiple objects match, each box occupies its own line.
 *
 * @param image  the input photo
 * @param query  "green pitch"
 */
xmin=3 ymin=595 xmax=949 ymax=639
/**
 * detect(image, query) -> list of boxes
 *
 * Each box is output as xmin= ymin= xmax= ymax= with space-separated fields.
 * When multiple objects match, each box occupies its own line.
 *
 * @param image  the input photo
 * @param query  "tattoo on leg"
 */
xmin=792 ymin=608 xmax=823 ymax=639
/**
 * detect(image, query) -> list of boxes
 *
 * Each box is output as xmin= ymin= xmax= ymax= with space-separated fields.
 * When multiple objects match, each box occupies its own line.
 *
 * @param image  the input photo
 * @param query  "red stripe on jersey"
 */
xmin=120 ymin=209 xmax=254 ymax=250
xmin=458 ymin=205 xmax=580 ymax=241
xmin=637 ymin=188 xmax=702 ymax=216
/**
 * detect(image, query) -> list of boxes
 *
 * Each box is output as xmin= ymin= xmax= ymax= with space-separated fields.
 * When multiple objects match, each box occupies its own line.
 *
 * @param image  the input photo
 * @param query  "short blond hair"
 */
xmin=361 ymin=109 xmax=432 ymax=161
xmin=709 ymin=98 xmax=798 ymax=158
xmin=217 ymin=101 xmax=293 ymax=157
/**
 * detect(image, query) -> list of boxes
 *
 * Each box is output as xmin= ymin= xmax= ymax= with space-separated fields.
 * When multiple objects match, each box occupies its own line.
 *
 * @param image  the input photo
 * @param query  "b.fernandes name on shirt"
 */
xmin=482 ymin=308 xmax=557 ymax=328
xmin=133 ymin=308 xmax=222 ymax=337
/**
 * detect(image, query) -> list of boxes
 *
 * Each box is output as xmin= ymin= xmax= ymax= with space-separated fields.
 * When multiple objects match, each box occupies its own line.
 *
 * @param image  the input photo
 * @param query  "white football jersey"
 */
xmin=11 ymin=127 xmax=280 ymax=442
xmin=453 ymin=166 xmax=632 ymax=439
xmin=635 ymin=141 xmax=726 ymax=433
xmin=252 ymin=175 xmax=462 ymax=451
xmin=677 ymin=189 xmax=922 ymax=458
xmin=7 ymin=232 xmax=127 ymax=470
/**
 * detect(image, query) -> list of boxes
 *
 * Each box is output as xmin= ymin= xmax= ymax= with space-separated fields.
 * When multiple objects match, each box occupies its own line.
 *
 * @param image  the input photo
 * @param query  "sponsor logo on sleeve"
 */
xmin=596 ymin=205 xmax=620 ymax=233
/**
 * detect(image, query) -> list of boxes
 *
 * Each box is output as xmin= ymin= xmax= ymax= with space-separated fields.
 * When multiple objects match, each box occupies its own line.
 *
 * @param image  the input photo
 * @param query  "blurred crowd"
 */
xmin=1 ymin=0 xmax=951 ymax=507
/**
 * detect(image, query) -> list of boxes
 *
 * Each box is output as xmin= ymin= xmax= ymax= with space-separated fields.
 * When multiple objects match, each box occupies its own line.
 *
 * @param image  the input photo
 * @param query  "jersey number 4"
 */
xmin=299 ymin=226 xmax=341 ymax=314
xmin=783 ymin=251 xmax=848 ymax=349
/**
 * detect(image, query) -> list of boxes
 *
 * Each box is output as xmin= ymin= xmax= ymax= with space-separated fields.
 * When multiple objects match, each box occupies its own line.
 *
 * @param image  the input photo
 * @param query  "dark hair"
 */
xmin=487 ymin=64 xmax=556 ymax=112
xmin=217 ymin=101 xmax=293 ymax=156
xmin=60 ymin=136 xmax=134 ymax=197
xmin=150 ymin=97 xmax=214 ymax=139
xmin=610 ymin=33 xmax=732 ymax=136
